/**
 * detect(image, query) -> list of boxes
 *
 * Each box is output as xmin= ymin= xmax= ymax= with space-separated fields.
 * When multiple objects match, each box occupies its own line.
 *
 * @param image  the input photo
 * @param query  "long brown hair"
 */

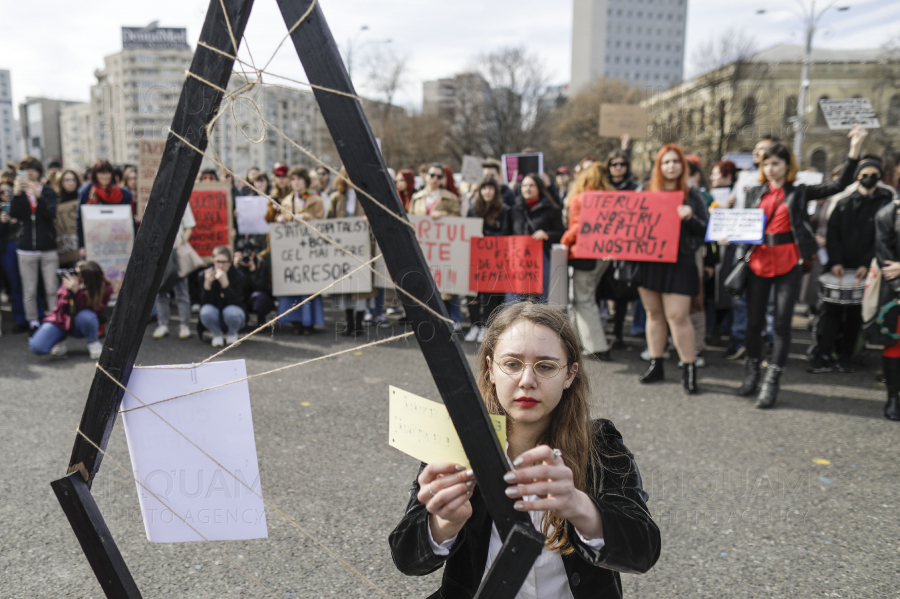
xmin=474 ymin=178 xmax=503 ymax=224
xmin=571 ymin=162 xmax=613 ymax=197
xmin=647 ymin=144 xmax=690 ymax=196
xmin=77 ymin=261 xmax=110 ymax=310
xmin=476 ymin=302 xmax=600 ymax=554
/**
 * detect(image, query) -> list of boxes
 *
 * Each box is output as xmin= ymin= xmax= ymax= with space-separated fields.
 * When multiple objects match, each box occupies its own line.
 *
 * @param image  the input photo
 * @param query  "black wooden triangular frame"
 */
xmin=50 ymin=1 xmax=544 ymax=597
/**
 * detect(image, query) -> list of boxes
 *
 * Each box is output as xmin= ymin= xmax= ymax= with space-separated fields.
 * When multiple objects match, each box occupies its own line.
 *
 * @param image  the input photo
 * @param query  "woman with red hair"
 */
xmin=442 ymin=165 xmax=460 ymax=198
xmin=394 ymin=169 xmax=416 ymax=210
xmin=636 ymin=144 xmax=709 ymax=393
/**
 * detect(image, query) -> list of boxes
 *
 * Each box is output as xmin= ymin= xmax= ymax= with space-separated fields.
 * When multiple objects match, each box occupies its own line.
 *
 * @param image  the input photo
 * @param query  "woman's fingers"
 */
xmin=505 ymin=480 xmax=567 ymax=499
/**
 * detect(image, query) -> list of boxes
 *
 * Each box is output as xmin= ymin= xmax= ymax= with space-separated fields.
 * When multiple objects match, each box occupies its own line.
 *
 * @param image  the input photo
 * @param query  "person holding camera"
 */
xmin=233 ymin=239 xmax=275 ymax=327
xmin=10 ymin=156 xmax=59 ymax=334
xmin=29 ymin=261 xmax=111 ymax=359
xmin=199 ymin=246 xmax=248 ymax=347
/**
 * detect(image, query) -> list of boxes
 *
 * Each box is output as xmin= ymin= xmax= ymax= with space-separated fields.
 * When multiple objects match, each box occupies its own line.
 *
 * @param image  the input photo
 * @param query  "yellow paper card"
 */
xmin=388 ymin=386 xmax=506 ymax=468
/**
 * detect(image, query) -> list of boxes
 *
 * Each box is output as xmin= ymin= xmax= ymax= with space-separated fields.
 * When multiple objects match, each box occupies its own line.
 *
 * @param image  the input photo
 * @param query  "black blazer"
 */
xmin=389 ymin=419 xmax=661 ymax=599
xmin=744 ymin=158 xmax=858 ymax=260
xmin=511 ymin=195 xmax=565 ymax=255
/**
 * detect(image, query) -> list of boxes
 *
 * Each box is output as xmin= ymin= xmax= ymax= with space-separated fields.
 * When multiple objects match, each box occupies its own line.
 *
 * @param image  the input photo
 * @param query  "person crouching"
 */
xmin=199 ymin=246 xmax=248 ymax=347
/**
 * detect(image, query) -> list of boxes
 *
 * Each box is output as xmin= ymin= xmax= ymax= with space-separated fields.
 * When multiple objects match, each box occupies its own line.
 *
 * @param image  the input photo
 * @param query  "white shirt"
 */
xmin=427 ymin=497 xmax=605 ymax=599
xmin=175 ymin=204 xmax=196 ymax=248
xmin=345 ymin=188 xmax=357 ymax=216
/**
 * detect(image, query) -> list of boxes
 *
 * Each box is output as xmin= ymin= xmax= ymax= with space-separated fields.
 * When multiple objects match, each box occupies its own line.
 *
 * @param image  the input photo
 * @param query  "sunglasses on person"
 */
xmin=610 ymin=162 xmax=627 ymax=168
xmin=428 ymin=172 xmax=445 ymax=179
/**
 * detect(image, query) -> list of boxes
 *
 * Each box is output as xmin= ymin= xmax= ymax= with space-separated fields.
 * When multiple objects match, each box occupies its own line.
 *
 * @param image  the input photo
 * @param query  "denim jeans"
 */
xmin=199 ymin=304 xmax=246 ymax=336
xmin=730 ymin=292 xmax=747 ymax=344
xmin=29 ymin=310 xmax=99 ymax=355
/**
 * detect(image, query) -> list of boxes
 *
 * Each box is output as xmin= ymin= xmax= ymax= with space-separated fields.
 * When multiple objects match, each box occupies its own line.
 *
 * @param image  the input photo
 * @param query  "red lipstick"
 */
xmin=515 ymin=397 xmax=539 ymax=408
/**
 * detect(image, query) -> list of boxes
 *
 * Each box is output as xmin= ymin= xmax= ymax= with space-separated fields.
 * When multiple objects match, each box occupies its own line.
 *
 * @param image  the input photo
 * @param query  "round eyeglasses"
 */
xmin=494 ymin=357 xmax=568 ymax=379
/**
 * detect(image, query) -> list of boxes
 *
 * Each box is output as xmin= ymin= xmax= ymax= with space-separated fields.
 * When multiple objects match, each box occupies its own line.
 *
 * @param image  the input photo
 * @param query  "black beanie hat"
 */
xmin=855 ymin=157 xmax=883 ymax=179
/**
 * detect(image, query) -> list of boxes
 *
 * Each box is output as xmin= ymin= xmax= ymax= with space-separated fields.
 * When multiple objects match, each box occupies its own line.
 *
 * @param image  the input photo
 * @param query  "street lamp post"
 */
xmin=345 ymin=26 xmax=392 ymax=86
xmin=758 ymin=1 xmax=849 ymax=167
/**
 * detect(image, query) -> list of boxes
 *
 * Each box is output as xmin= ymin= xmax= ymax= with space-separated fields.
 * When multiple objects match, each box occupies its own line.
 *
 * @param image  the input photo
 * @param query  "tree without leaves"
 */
xmin=364 ymin=46 xmax=410 ymax=123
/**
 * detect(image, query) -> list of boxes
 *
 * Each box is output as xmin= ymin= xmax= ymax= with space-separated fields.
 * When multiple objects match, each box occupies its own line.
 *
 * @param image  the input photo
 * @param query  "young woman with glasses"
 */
xmin=390 ymin=302 xmax=660 ymax=597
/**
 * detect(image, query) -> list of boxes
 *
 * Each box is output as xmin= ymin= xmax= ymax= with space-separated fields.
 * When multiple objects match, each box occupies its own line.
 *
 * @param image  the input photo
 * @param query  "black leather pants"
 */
xmin=745 ymin=266 xmax=802 ymax=367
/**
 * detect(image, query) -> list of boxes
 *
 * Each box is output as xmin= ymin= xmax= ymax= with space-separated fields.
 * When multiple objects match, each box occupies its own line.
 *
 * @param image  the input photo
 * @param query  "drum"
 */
xmin=817 ymin=273 xmax=865 ymax=305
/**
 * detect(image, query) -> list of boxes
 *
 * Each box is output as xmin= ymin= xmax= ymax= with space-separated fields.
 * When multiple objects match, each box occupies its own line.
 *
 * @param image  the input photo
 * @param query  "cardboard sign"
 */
xmin=137 ymin=140 xmax=166 ymax=220
xmin=705 ymin=208 xmax=766 ymax=244
xmin=81 ymin=204 xmax=135 ymax=298
xmin=269 ymin=217 xmax=372 ymax=296
xmin=388 ymin=386 xmax=505 ymax=469
xmin=501 ymin=153 xmax=543 ymax=185
xmin=599 ymin=103 xmax=649 ymax=139
xmin=235 ymin=196 xmax=270 ymax=235
xmin=55 ymin=200 xmax=80 ymax=264
xmin=460 ymin=155 xmax=483 ymax=185
xmin=573 ymin=191 xmax=683 ymax=262
xmin=818 ymin=98 xmax=881 ymax=130
xmin=189 ymin=182 xmax=233 ymax=258
xmin=121 ymin=360 xmax=267 ymax=543
xmin=408 ymin=216 xmax=482 ymax=296
xmin=469 ymin=235 xmax=543 ymax=294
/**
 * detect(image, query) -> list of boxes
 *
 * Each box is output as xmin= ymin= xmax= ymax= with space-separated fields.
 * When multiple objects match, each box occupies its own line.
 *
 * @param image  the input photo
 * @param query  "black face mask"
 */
xmin=859 ymin=174 xmax=880 ymax=190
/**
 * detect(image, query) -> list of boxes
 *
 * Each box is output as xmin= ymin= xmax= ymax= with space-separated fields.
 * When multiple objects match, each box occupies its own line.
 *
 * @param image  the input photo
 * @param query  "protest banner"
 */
xmin=55 ymin=200 xmax=80 ymax=264
xmin=81 ymin=204 xmax=135 ymax=299
xmin=818 ymin=98 xmax=881 ymax=130
xmin=705 ymin=208 xmax=766 ymax=244
xmin=388 ymin=386 xmax=505 ymax=469
xmin=469 ymin=235 xmax=543 ymax=294
xmin=136 ymin=140 xmax=166 ymax=220
xmin=373 ymin=241 xmax=393 ymax=289
xmin=460 ymin=155 xmax=483 ymax=185
xmin=235 ymin=195 xmax=270 ymax=235
xmin=500 ymin=152 xmax=543 ymax=185
xmin=573 ymin=191 xmax=682 ymax=262
xmin=599 ymin=103 xmax=649 ymax=139
xmin=269 ymin=217 xmax=372 ymax=296
xmin=408 ymin=215 xmax=482 ymax=295
xmin=188 ymin=182 xmax=233 ymax=258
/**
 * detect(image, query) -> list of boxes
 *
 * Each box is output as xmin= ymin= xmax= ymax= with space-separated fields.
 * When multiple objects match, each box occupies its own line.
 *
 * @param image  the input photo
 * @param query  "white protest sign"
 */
xmin=710 ymin=187 xmax=732 ymax=207
xmin=373 ymin=242 xmax=393 ymax=290
xmin=818 ymin=98 xmax=881 ymax=130
xmin=705 ymin=209 xmax=766 ymax=244
xmin=121 ymin=360 xmax=267 ymax=543
xmin=269 ymin=217 xmax=372 ymax=296
xmin=235 ymin=196 xmax=271 ymax=235
xmin=409 ymin=216 xmax=482 ymax=296
xmin=734 ymin=170 xmax=825 ymax=208
xmin=460 ymin=155 xmax=483 ymax=185
xmin=81 ymin=204 xmax=134 ymax=300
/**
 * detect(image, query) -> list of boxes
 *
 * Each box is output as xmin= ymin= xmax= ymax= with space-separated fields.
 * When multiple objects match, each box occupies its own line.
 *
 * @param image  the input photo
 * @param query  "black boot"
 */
xmin=354 ymin=310 xmax=365 ymax=336
xmin=639 ymin=358 xmax=665 ymax=384
xmin=882 ymin=356 xmax=900 ymax=421
xmin=737 ymin=358 xmax=761 ymax=396
xmin=682 ymin=362 xmax=699 ymax=394
xmin=341 ymin=309 xmax=355 ymax=336
xmin=755 ymin=365 xmax=783 ymax=409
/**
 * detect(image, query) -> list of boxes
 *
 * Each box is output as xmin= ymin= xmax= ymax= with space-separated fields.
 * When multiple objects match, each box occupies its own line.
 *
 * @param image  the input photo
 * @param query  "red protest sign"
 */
xmin=574 ymin=191 xmax=682 ymax=262
xmin=188 ymin=182 xmax=233 ymax=257
xmin=469 ymin=235 xmax=544 ymax=294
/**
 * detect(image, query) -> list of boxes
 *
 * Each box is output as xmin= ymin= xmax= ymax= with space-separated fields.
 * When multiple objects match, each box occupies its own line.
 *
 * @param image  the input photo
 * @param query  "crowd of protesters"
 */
xmin=3 ymin=127 xmax=900 ymax=420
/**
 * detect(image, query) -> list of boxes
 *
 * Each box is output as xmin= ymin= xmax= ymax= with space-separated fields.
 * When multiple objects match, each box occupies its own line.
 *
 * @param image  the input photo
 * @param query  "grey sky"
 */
xmin=2 ymin=0 xmax=898 ymax=112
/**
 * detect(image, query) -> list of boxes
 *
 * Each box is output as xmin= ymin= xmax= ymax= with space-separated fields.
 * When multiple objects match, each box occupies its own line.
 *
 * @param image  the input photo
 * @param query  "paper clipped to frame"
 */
xmin=389 ymin=386 xmax=506 ymax=468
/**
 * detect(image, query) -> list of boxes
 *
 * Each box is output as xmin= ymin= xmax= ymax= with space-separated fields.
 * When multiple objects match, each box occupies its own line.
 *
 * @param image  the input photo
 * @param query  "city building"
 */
xmin=570 ymin=0 xmax=688 ymax=93
xmin=18 ymin=97 xmax=79 ymax=164
xmin=636 ymin=44 xmax=900 ymax=174
xmin=60 ymin=102 xmax=96 ymax=173
xmin=0 ymin=70 xmax=19 ymax=167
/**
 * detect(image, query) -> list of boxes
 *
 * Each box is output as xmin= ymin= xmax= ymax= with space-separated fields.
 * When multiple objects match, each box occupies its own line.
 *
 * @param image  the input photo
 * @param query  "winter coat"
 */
xmin=10 ymin=184 xmax=58 ymax=251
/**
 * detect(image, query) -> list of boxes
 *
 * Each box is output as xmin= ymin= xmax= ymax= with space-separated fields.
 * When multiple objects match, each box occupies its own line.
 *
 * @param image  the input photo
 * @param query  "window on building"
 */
xmin=815 ymin=95 xmax=829 ymax=126
xmin=741 ymin=97 xmax=757 ymax=127
xmin=810 ymin=149 xmax=827 ymax=174
xmin=888 ymin=94 xmax=900 ymax=126
xmin=783 ymin=95 xmax=798 ymax=125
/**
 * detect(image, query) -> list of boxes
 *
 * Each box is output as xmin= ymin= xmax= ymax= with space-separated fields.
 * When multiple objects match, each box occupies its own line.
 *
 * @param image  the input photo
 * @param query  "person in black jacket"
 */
xmin=511 ymin=174 xmax=565 ymax=303
xmin=606 ymin=148 xmax=639 ymax=192
xmin=465 ymin=178 xmax=511 ymax=342
xmin=233 ymin=238 xmax=275 ymax=327
xmin=198 ymin=246 xmax=248 ymax=347
xmin=389 ymin=303 xmax=660 ymax=598
xmin=736 ymin=127 xmax=866 ymax=408
xmin=635 ymin=145 xmax=709 ymax=394
xmin=810 ymin=157 xmax=892 ymax=373
xmin=481 ymin=159 xmax=517 ymax=207
xmin=10 ymin=156 xmax=59 ymax=333
xmin=874 ymin=197 xmax=900 ymax=421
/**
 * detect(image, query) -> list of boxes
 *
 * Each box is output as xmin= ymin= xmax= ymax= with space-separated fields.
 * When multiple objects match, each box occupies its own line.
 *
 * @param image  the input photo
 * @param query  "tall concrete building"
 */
xmin=570 ymin=0 xmax=688 ymax=92
xmin=0 ymin=70 xmax=19 ymax=167
xmin=89 ymin=25 xmax=193 ymax=165
xmin=60 ymin=102 xmax=96 ymax=172
xmin=18 ymin=97 xmax=79 ymax=164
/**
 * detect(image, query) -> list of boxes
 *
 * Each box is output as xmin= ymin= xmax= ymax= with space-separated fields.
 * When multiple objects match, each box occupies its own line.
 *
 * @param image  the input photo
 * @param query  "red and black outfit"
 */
xmin=740 ymin=158 xmax=858 ymax=407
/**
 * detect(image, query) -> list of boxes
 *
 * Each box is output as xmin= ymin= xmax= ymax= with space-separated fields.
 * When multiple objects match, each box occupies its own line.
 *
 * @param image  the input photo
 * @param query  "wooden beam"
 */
xmin=473 ymin=523 xmax=546 ymax=599
xmin=66 ymin=0 xmax=255 ymax=487
xmin=51 ymin=473 xmax=143 ymax=598
xmin=274 ymin=0 xmax=540 ymax=544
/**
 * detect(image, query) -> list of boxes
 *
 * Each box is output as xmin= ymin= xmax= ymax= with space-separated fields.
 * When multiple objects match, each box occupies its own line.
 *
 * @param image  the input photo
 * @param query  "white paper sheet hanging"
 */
xmin=121 ymin=360 xmax=268 ymax=543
